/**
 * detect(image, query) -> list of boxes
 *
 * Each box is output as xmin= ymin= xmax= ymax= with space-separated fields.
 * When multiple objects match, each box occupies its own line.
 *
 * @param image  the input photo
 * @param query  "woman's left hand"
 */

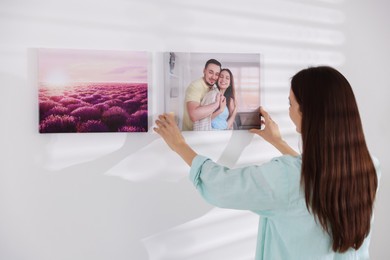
xmin=154 ymin=113 xmax=198 ymax=166
xmin=154 ymin=113 xmax=186 ymax=152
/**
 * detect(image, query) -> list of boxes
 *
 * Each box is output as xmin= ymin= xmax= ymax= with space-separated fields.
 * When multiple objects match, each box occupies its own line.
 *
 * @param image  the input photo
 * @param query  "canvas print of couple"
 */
xmin=164 ymin=52 xmax=261 ymax=132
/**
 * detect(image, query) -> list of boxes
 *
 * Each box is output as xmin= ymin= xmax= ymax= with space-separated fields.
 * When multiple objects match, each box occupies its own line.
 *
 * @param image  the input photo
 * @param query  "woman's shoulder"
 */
xmin=266 ymin=154 xmax=302 ymax=181
xmin=255 ymin=154 xmax=302 ymax=180
xmin=270 ymin=154 xmax=302 ymax=167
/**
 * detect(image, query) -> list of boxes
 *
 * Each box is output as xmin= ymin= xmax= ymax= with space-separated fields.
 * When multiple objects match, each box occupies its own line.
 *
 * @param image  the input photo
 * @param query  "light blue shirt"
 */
xmin=212 ymin=106 xmax=229 ymax=130
xmin=189 ymin=154 xmax=380 ymax=260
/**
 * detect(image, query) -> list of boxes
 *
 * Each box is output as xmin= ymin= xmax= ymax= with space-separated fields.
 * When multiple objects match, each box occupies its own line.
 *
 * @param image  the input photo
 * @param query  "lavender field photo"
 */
xmin=38 ymin=48 xmax=148 ymax=133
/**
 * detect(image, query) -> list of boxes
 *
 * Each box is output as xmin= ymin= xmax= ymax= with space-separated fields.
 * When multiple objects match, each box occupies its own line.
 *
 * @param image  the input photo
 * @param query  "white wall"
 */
xmin=341 ymin=1 xmax=390 ymax=258
xmin=0 ymin=0 xmax=389 ymax=259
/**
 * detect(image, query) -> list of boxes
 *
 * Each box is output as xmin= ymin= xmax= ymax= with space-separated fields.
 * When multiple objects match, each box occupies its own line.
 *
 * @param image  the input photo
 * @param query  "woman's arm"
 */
xmin=187 ymin=98 xmax=220 ymax=123
xmin=250 ymin=107 xmax=299 ymax=156
xmin=154 ymin=113 xmax=197 ymax=166
xmin=154 ymin=112 xmax=293 ymax=211
xmin=154 ymin=107 xmax=298 ymax=168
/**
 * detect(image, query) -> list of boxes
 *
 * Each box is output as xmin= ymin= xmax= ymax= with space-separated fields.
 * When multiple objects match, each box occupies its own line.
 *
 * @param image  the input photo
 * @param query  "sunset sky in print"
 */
xmin=38 ymin=48 xmax=148 ymax=86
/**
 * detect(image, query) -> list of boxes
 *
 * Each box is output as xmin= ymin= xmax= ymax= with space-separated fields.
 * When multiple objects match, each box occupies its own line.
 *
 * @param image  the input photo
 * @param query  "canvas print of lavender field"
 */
xmin=38 ymin=49 xmax=148 ymax=133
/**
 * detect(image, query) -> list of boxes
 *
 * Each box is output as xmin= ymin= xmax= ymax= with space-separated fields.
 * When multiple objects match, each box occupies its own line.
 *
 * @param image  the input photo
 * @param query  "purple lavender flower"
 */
xmin=39 ymin=100 xmax=60 ymax=120
xmin=77 ymin=120 xmax=109 ymax=132
xmin=93 ymin=103 xmax=110 ymax=113
xmin=70 ymin=106 xmax=101 ymax=121
xmin=59 ymin=97 xmax=81 ymax=106
xmin=66 ymin=102 xmax=88 ymax=112
xmin=44 ymin=106 xmax=69 ymax=119
xmin=140 ymin=104 xmax=147 ymax=110
xmin=40 ymin=100 xmax=59 ymax=113
xmin=102 ymin=106 xmax=129 ymax=131
xmin=127 ymin=109 xmax=148 ymax=131
xmin=119 ymin=126 xmax=146 ymax=132
xmin=123 ymin=99 xmax=141 ymax=114
xmin=39 ymin=115 xmax=78 ymax=133
xmin=103 ymin=99 xmax=122 ymax=108
xmin=81 ymin=96 xmax=99 ymax=104
xmin=50 ymin=96 xmax=63 ymax=102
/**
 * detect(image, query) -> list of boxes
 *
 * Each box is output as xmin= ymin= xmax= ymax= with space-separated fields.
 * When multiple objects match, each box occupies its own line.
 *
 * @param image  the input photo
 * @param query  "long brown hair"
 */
xmin=217 ymin=68 xmax=236 ymax=109
xmin=291 ymin=66 xmax=377 ymax=252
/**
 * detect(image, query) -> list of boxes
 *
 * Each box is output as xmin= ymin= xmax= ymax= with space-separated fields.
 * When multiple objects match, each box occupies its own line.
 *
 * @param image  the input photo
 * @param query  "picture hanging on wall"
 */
xmin=164 ymin=52 xmax=261 ymax=131
xmin=38 ymin=48 xmax=149 ymax=133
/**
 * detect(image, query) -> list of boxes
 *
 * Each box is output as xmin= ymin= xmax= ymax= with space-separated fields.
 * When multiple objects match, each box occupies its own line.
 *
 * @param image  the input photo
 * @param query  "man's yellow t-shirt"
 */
xmin=182 ymin=78 xmax=210 ymax=131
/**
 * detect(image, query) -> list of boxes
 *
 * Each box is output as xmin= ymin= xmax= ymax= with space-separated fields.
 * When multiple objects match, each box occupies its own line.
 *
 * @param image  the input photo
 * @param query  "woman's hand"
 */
xmin=154 ymin=113 xmax=198 ymax=165
xmin=219 ymin=95 xmax=227 ymax=112
xmin=213 ymin=92 xmax=221 ymax=110
xmin=249 ymin=107 xmax=282 ymax=145
xmin=154 ymin=113 xmax=185 ymax=152
xmin=250 ymin=107 xmax=299 ymax=156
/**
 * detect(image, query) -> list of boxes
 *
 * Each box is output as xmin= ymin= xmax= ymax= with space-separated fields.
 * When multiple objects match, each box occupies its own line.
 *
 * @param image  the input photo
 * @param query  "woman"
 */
xmin=154 ymin=66 xmax=380 ymax=259
xmin=211 ymin=68 xmax=238 ymax=130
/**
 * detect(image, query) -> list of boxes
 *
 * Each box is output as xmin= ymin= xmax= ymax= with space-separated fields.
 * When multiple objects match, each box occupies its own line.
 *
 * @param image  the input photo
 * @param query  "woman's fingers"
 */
xmin=259 ymin=107 xmax=271 ymax=121
xmin=155 ymin=115 xmax=168 ymax=132
xmin=166 ymin=112 xmax=176 ymax=124
xmin=155 ymin=113 xmax=177 ymax=132
xmin=158 ymin=114 xmax=167 ymax=122
xmin=154 ymin=113 xmax=186 ymax=153
xmin=249 ymin=128 xmax=260 ymax=134
xmin=155 ymin=119 xmax=165 ymax=129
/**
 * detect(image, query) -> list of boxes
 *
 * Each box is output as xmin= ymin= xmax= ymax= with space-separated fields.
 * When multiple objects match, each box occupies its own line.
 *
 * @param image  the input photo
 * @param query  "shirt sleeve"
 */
xmin=189 ymin=155 xmax=292 ymax=211
xmin=185 ymin=82 xmax=203 ymax=103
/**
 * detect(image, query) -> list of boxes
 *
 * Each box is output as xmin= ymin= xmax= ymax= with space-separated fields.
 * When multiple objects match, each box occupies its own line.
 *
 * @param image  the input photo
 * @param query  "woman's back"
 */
xmin=254 ymin=156 xmax=380 ymax=260
xmin=189 ymin=154 xmax=380 ymax=260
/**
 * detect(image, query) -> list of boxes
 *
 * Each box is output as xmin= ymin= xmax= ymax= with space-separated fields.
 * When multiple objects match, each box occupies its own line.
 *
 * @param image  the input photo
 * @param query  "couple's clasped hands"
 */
xmin=213 ymin=93 xmax=226 ymax=113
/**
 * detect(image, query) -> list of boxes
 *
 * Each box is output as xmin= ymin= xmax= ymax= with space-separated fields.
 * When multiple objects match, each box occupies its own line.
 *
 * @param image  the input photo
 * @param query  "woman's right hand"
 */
xmin=249 ymin=107 xmax=282 ymax=145
xmin=250 ymin=107 xmax=299 ymax=156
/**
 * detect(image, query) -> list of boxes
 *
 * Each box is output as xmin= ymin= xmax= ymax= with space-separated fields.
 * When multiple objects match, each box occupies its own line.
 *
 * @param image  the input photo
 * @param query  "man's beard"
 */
xmin=205 ymin=81 xmax=214 ymax=87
